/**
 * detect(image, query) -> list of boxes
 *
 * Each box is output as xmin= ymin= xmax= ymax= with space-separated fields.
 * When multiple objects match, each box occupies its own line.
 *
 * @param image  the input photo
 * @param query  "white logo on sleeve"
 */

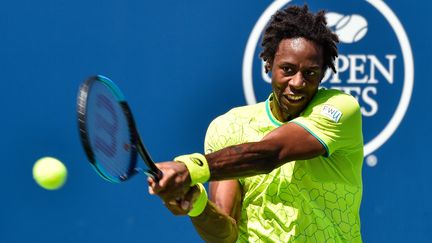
xmin=321 ymin=105 xmax=343 ymax=123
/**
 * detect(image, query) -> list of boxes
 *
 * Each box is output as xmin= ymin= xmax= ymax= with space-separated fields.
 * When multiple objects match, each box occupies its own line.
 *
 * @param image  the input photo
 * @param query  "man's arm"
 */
xmin=190 ymin=180 xmax=242 ymax=243
xmin=151 ymin=122 xmax=325 ymax=200
xmin=206 ymin=122 xmax=325 ymax=180
xmin=149 ymin=179 xmax=241 ymax=243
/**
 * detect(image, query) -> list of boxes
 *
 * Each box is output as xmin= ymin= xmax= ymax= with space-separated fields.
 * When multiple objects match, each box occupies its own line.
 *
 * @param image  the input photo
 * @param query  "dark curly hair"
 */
xmin=260 ymin=5 xmax=339 ymax=74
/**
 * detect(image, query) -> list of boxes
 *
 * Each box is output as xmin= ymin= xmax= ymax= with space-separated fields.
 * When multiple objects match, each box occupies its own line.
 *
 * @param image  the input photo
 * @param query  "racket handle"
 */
xmin=154 ymin=169 xmax=163 ymax=182
xmin=145 ymin=169 xmax=163 ymax=182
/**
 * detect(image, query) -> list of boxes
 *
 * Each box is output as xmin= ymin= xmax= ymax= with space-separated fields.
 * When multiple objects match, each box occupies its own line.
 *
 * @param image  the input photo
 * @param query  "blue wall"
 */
xmin=1 ymin=0 xmax=430 ymax=242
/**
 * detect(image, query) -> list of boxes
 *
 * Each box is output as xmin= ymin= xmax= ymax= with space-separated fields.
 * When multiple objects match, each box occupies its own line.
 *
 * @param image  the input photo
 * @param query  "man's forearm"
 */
xmin=205 ymin=140 xmax=281 ymax=181
xmin=191 ymin=200 xmax=238 ymax=243
xmin=203 ymin=123 xmax=326 ymax=181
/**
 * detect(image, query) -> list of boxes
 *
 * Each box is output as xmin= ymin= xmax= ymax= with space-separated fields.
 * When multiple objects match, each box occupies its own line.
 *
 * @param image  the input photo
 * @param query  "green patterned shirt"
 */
xmin=204 ymin=89 xmax=363 ymax=242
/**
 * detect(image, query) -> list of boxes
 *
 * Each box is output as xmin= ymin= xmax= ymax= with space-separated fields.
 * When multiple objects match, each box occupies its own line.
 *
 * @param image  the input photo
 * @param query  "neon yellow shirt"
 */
xmin=204 ymin=89 xmax=363 ymax=242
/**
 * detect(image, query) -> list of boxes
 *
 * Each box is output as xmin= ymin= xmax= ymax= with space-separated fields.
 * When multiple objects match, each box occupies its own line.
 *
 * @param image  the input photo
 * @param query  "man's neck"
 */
xmin=269 ymin=97 xmax=291 ymax=122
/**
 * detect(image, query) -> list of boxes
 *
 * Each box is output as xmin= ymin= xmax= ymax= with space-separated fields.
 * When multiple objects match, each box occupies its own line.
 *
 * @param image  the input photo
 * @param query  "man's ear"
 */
xmin=265 ymin=61 xmax=272 ymax=73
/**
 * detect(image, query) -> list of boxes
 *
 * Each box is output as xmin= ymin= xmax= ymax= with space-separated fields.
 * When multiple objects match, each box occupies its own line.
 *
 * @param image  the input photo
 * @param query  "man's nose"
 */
xmin=289 ymin=72 xmax=305 ymax=90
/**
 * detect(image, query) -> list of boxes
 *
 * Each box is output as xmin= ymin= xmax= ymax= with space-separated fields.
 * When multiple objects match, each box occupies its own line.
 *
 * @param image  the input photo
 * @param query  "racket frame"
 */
xmin=77 ymin=75 xmax=161 ymax=183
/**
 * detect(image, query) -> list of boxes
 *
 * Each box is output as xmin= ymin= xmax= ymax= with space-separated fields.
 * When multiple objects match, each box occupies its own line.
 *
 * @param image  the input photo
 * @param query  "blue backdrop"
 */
xmin=1 ymin=0 xmax=430 ymax=242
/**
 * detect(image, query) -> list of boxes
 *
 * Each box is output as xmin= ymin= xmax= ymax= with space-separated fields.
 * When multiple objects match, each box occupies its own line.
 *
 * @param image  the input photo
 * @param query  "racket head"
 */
xmin=77 ymin=75 xmax=159 ymax=183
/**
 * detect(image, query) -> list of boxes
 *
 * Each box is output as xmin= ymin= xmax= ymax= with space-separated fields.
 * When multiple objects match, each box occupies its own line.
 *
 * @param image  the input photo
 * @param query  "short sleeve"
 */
xmin=290 ymin=89 xmax=363 ymax=157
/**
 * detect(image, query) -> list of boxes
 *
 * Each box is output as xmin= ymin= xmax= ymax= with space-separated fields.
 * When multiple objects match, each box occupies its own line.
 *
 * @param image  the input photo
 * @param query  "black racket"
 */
xmin=77 ymin=75 xmax=162 ymax=183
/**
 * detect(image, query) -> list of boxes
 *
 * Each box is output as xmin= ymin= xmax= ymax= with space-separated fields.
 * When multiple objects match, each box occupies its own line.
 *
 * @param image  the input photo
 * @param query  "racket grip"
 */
xmin=145 ymin=169 xmax=163 ymax=182
xmin=154 ymin=169 xmax=163 ymax=182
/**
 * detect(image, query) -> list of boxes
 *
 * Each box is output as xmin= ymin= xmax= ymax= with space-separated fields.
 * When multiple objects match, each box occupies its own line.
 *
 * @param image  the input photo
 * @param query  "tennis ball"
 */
xmin=33 ymin=157 xmax=67 ymax=190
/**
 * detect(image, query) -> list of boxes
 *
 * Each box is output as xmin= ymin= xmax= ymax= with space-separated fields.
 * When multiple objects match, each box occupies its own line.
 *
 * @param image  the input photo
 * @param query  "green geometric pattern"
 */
xmin=204 ymin=91 xmax=363 ymax=243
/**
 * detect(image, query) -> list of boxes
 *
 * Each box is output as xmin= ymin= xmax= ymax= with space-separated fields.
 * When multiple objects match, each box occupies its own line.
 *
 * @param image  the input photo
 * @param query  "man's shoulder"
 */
xmin=300 ymin=88 xmax=362 ymax=125
xmin=205 ymin=101 xmax=267 ymax=148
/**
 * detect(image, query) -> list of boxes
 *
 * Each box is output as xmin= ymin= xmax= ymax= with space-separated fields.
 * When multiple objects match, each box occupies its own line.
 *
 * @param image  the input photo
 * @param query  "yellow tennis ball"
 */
xmin=33 ymin=157 xmax=67 ymax=190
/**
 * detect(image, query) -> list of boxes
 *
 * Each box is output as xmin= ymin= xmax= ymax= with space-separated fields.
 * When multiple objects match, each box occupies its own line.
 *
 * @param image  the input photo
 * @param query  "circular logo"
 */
xmin=242 ymin=0 xmax=414 ymax=156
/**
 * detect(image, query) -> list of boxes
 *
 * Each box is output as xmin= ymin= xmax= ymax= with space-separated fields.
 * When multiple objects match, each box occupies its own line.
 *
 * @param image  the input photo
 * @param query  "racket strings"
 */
xmin=87 ymin=81 xmax=134 ymax=181
xmin=79 ymin=75 xmax=158 ymax=183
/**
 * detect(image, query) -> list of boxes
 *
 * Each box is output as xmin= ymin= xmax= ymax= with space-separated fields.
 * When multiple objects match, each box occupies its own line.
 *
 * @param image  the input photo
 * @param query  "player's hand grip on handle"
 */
xmin=148 ymin=180 xmax=208 ymax=217
xmin=144 ymin=168 xmax=163 ymax=182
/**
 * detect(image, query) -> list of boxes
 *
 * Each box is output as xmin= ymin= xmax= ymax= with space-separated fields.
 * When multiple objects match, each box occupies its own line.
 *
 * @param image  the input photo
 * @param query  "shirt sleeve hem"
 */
xmin=290 ymin=121 xmax=330 ymax=157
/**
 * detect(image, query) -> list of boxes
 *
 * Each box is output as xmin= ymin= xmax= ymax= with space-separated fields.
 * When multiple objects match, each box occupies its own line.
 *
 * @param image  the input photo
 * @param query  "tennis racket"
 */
xmin=77 ymin=75 xmax=162 ymax=183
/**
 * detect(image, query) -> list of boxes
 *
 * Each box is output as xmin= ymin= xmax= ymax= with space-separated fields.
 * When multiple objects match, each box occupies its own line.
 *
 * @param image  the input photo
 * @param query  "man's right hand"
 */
xmin=148 ymin=161 xmax=192 ymax=202
xmin=149 ymin=182 xmax=201 ymax=216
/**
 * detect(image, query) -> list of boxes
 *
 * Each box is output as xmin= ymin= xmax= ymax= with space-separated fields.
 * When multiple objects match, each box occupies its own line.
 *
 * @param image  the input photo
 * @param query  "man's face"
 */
xmin=270 ymin=37 xmax=324 ymax=121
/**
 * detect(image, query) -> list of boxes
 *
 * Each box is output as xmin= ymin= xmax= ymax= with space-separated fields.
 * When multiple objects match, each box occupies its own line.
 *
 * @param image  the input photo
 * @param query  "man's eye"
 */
xmin=306 ymin=70 xmax=315 ymax=76
xmin=304 ymin=70 xmax=318 ymax=77
xmin=282 ymin=66 xmax=294 ymax=74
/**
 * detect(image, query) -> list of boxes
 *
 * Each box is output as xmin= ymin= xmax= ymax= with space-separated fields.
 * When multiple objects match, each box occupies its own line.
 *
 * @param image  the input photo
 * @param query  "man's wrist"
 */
xmin=187 ymin=183 xmax=208 ymax=217
xmin=174 ymin=153 xmax=210 ymax=186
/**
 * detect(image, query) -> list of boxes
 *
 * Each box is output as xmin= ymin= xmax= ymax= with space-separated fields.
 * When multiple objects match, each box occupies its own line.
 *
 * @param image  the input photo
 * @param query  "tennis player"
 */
xmin=149 ymin=5 xmax=363 ymax=242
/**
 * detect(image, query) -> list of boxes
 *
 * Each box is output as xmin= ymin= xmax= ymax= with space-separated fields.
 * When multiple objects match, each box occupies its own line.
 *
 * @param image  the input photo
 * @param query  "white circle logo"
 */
xmin=242 ymin=0 xmax=414 ymax=156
